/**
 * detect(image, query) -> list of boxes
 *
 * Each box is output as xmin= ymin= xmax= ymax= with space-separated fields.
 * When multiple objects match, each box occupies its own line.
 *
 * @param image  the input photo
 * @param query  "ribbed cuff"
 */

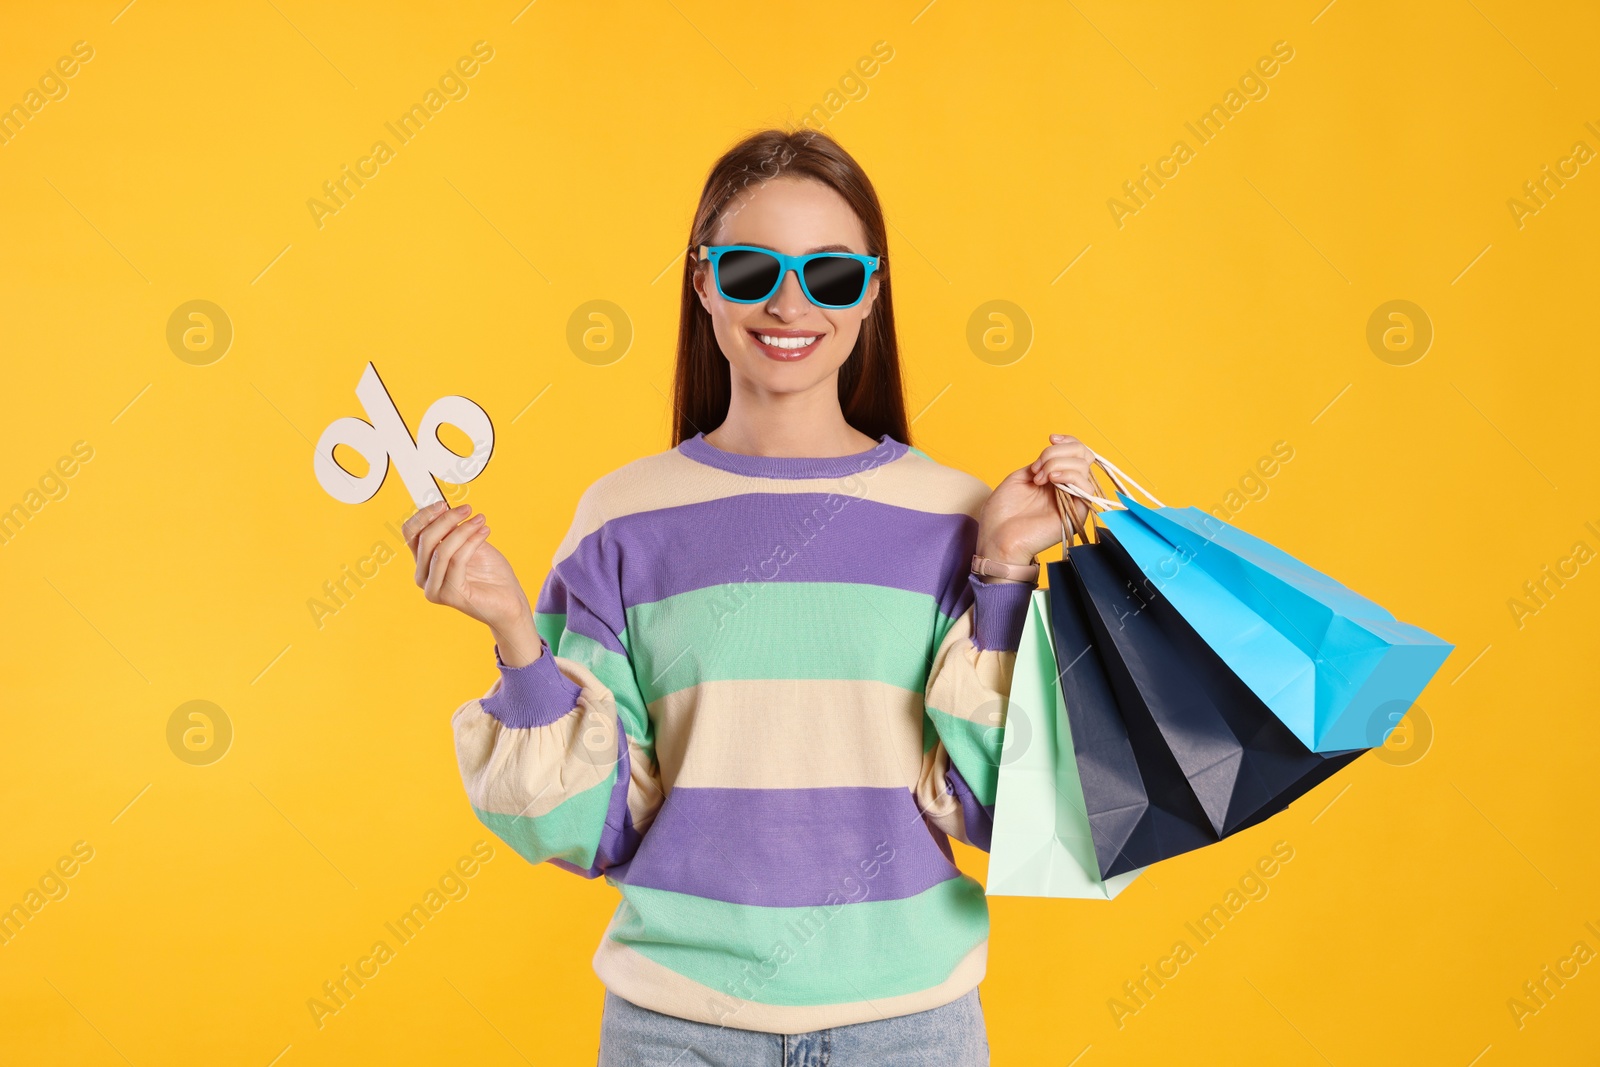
xmin=480 ymin=638 xmax=584 ymax=729
xmin=969 ymin=572 xmax=1033 ymax=653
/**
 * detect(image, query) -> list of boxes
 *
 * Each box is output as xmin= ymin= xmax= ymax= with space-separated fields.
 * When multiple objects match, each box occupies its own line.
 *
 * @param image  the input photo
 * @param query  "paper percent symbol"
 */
xmin=313 ymin=362 xmax=495 ymax=508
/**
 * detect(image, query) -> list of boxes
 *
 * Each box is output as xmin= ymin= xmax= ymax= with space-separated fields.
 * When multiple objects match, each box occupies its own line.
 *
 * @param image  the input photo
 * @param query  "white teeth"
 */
xmin=756 ymin=333 xmax=818 ymax=350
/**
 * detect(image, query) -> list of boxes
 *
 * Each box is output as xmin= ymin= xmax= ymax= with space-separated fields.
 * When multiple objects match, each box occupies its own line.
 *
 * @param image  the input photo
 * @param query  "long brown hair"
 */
xmin=670 ymin=129 xmax=910 ymax=448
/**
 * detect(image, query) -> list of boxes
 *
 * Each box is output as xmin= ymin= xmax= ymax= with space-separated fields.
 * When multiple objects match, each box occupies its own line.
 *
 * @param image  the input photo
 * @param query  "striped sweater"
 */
xmin=451 ymin=431 xmax=1031 ymax=1032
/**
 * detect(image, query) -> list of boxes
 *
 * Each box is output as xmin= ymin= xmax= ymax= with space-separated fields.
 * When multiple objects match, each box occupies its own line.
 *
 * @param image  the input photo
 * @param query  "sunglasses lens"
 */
xmin=803 ymin=256 xmax=868 ymax=307
xmin=715 ymin=249 xmax=782 ymax=301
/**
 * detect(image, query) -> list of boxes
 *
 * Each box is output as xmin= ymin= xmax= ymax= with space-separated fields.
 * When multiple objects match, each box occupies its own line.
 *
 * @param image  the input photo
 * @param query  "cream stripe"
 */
xmin=925 ymin=609 xmax=1018 ymax=723
xmin=649 ymin=678 xmax=927 ymax=792
xmin=455 ymin=709 xmax=664 ymax=826
xmin=453 ymin=659 xmax=622 ymax=820
xmin=624 ymin=735 xmax=665 ymax=834
xmin=555 ymin=448 xmax=991 ymax=563
xmin=914 ymin=742 xmax=971 ymax=845
xmin=592 ymin=937 xmax=988 ymax=1033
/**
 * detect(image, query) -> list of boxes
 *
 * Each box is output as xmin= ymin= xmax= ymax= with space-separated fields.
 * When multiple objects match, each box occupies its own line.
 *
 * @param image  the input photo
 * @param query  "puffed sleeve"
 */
xmin=451 ymin=488 xmax=664 ymax=877
xmin=916 ymin=564 xmax=1033 ymax=853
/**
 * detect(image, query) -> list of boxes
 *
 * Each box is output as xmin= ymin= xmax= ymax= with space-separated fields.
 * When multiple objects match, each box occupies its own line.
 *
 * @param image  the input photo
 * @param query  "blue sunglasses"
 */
xmin=698 ymin=244 xmax=882 ymax=309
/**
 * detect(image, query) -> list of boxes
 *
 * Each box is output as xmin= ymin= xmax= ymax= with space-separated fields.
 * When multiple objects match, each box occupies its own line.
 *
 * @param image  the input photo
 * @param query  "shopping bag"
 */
xmin=1047 ymin=552 xmax=1219 ymax=879
xmin=1090 ymin=458 xmax=1453 ymax=752
xmin=987 ymin=588 xmax=1142 ymax=898
xmin=1065 ymin=521 xmax=1365 ymax=839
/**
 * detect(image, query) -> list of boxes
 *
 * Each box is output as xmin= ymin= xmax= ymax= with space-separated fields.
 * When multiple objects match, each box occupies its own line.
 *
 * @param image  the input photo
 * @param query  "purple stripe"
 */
xmin=481 ymin=640 xmax=583 ymax=728
xmin=537 ymin=495 xmax=979 ymax=634
xmin=969 ymin=573 xmax=1033 ymax=653
xmin=678 ymin=432 xmax=909 ymax=480
xmin=549 ymin=727 xmax=643 ymax=879
xmin=611 ymin=785 xmax=962 ymax=906
xmin=944 ymin=763 xmax=994 ymax=852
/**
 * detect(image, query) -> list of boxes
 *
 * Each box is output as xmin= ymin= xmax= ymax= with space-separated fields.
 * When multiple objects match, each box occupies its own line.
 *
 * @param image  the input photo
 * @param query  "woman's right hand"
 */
xmin=402 ymin=500 xmax=541 ymax=665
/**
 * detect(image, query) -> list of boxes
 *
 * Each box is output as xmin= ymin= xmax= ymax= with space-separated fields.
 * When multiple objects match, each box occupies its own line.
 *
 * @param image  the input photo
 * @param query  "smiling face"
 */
xmin=692 ymin=176 xmax=880 ymax=400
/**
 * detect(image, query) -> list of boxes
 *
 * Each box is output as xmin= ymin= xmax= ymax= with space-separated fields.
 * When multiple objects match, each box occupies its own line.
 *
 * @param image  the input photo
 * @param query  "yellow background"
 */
xmin=3 ymin=1 xmax=1596 ymax=1063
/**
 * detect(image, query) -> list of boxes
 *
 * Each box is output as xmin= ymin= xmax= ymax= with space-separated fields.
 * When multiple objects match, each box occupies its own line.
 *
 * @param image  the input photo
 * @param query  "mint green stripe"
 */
xmin=533 ymin=610 xmax=566 ymax=653
xmin=626 ymin=582 xmax=953 ymax=703
xmin=926 ymin=707 xmax=1001 ymax=806
xmin=930 ymin=606 xmax=959 ymax=656
xmin=473 ymin=772 xmax=616 ymax=870
xmin=531 ymin=611 xmax=650 ymax=744
xmin=611 ymin=876 xmax=987 ymax=1005
xmin=536 ymin=610 xmax=635 ymax=658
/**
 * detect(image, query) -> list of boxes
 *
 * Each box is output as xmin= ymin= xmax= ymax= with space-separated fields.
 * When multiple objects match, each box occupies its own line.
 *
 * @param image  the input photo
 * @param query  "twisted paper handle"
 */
xmin=1085 ymin=451 xmax=1165 ymax=508
xmin=1049 ymin=448 xmax=1165 ymax=553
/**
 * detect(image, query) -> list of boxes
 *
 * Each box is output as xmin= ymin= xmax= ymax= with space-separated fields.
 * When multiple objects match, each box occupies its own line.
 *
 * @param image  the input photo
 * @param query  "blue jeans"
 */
xmin=597 ymin=987 xmax=989 ymax=1066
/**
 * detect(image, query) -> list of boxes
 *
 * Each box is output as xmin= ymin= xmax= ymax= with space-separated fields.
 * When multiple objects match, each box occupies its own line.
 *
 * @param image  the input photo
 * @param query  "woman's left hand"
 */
xmin=975 ymin=433 xmax=1101 ymax=568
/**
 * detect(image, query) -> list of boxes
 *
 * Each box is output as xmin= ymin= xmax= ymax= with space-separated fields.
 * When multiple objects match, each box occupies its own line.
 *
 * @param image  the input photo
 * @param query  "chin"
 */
xmin=745 ymin=361 xmax=840 ymax=393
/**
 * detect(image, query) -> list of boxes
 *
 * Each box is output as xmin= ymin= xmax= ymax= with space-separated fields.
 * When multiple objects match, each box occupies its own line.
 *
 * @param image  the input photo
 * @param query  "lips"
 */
xmin=748 ymin=329 xmax=823 ymax=362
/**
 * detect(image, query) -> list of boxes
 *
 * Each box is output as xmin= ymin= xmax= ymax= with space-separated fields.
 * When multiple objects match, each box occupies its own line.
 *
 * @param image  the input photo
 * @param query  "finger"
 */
xmin=1032 ymin=456 xmax=1093 ymax=486
xmin=1035 ymin=454 xmax=1092 ymax=476
xmin=404 ymin=500 xmax=460 ymax=553
xmin=1042 ymin=465 xmax=1099 ymax=526
xmin=1042 ymin=432 xmax=1088 ymax=455
xmin=1047 ymin=455 xmax=1107 ymax=494
xmin=412 ymin=505 xmax=473 ymax=584
xmin=1028 ymin=439 xmax=1092 ymax=473
xmin=413 ymin=506 xmax=473 ymax=587
xmin=441 ymin=523 xmax=493 ymax=603
xmin=424 ymin=513 xmax=487 ymax=602
xmin=401 ymin=500 xmax=448 ymax=551
xmin=1036 ymin=447 xmax=1088 ymax=470
xmin=407 ymin=503 xmax=463 ymax=564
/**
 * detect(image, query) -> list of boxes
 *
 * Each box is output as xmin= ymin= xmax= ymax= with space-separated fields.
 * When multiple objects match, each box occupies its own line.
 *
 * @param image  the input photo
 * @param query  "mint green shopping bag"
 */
xmin=986 ymin=588 xmax=1143 ymax=899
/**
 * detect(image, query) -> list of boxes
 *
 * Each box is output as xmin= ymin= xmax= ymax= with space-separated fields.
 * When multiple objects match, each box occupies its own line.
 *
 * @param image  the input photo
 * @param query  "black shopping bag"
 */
xmin=1066 ymin=526 xmax=1364 ymax=842
xmin=1046 ymin=556 xmax=1217 ymax=879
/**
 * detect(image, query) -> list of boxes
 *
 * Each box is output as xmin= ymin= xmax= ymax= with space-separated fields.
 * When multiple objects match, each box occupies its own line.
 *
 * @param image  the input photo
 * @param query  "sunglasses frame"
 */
xmin=697 ymin=244 xmax=882 ymax=309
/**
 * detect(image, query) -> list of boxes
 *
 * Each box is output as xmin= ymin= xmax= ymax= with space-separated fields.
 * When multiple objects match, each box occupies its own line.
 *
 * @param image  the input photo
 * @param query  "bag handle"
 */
xmin=1085 ymin=451 xmax=1166 ymax=509
xmin=1052 ymin=479 xmax=1083 ymax=550
xmin=1053 ymin=478 xmax=1112 ymax=551
xmin=1049 ymin=448 xmax=1166 ymax=553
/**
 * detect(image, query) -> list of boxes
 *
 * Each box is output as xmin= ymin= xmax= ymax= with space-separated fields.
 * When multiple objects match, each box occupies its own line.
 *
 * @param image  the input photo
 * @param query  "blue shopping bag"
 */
xmin=1082 ymin=457 xmax=1453 ymax=752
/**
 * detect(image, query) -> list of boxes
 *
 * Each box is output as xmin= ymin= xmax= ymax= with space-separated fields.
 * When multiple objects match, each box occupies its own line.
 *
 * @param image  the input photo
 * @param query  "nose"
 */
xmin=766 ymin=266 xmax=809 ymax=319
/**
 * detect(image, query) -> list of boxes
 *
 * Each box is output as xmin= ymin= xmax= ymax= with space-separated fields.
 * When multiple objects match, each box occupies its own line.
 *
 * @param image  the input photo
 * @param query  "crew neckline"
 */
xmin=678 ymin=431 xmax=909 ymax=480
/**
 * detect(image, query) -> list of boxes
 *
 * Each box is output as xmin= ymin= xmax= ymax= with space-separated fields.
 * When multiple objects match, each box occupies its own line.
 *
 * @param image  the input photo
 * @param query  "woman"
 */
xmin=403 ymin=129 xmax=1099 ymax=1065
